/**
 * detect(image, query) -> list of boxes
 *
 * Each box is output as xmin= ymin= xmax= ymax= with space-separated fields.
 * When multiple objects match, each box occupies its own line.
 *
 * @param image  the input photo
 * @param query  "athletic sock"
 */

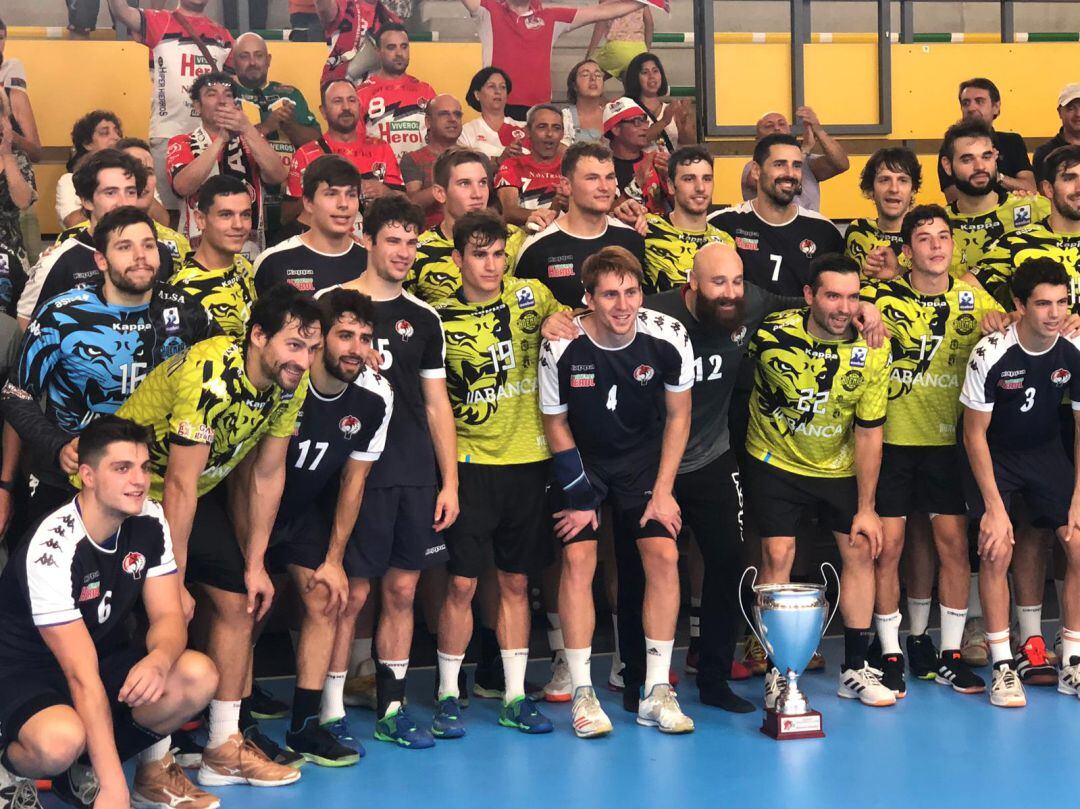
xmin=350 ymin=637 xmax=373 ymax=677
xmin=136 ymin=737 xmax=171 ymax=766
xmin=940 ymin=606 xmax=968 ymax=652
xmin=290 ymin=687 xmax=322 ymax=733
xmin=546 ymin=613 xmax=564 ymax=655
xmin=377 ymin=659 xmax=409 ymax=718
xmin=644 ymin=637 xmax=674 ymax=694
xmin=436 ymin=651 xmax=465 ymax=699
xmin=1016 ymin=604 xmax=1042 ymax=641
xmin=1062 ymin=627 xmax=1080 ymax=663
xmin=320 ymin=671 xmax=347 ymax=724
xmin=501 ymin=648 xmax=529 ymax=703
xmin=906 ymin=597 xmax=932 ymax=636
xmin=207 ymin=700 xmax=241 ymax=749
xmin=843 ymin=627 xmax=873 ymax=671
xmin=967 ymin=573 xmax=983 ymax=618
xmin=873 ymin=611 xmax=902 ymax=655
xmin=610 ymin=613 xmax=623 ymax=674
xmin=564 ymin=647 xmax=592 ymax=691
xmin=986 ymin=629 xmax=1012 ymax=666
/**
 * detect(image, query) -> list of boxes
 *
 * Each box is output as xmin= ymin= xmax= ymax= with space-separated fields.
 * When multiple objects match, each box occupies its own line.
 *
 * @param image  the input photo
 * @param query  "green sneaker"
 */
xmin=498 ymin=696 xmax=554 ymax=734
xmin=374 ymin=707 xmax=435 ymax=749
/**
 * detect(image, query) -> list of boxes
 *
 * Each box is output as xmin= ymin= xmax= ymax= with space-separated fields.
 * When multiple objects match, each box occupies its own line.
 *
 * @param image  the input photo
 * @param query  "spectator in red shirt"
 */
xmin=496 ymin=103 xmax=568 ymax=225
xmin=457 ymin=0 xmax=643 ymax=115
xmin=314 ymin=0 xmax=402 ymax=85
xmin=604 ymin=96 xmax=670 ymax=214
xmin=402 ymin=94 xmax=464 ymax=228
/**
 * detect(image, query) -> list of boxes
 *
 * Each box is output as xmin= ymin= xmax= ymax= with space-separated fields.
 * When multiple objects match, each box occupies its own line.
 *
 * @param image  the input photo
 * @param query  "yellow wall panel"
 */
xmin=713 ymin=44 xmax=791 ymax=127
xmin=32 ymin=162 xmax=71 ymax=236
xmin=804 ymin=43 xmax=879 ymax=126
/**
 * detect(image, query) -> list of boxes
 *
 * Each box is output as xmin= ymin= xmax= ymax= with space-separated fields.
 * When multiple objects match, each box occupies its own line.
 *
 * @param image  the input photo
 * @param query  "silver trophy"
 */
xmin=740 ymin=564 xmax=839 ymax=739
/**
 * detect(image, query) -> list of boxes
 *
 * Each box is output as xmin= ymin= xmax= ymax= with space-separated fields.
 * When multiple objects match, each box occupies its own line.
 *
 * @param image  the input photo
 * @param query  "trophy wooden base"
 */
xmin=761 ymin=708 xmax=825 ymax=740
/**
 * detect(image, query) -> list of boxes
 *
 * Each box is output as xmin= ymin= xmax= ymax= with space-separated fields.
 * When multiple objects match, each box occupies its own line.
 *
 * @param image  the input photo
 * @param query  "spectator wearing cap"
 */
xmin=1034 ymin=83 xmax=1080 ymax=184
xmin=457 ymin=66 xmax=528 ymax=164
xmin=604 ymin=96 xmax=670 ymax=214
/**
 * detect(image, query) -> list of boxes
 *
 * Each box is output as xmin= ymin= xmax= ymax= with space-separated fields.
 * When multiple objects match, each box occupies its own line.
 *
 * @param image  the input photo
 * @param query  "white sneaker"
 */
xmin=764 ymin=667 xmax=786 ymax=710
xmin=1058 ymin=657 xmax=1080 ymax=697
xmin=544 ymin=652 xmax=572 ymax=703
xmin=1052 ymin=630 xmax=1063 ymax=666
xmin=838 ymin=665 xmax=897 ymax=707
xmin=570 ymin=686 xmax=613 ymax=738
xmin=637 ymin=684 xmax=694 ymax=734
xmin=990 ymin=665 xmax=1026 ymax=708
xmin=0 ymin=760 xmax=41 ymax=809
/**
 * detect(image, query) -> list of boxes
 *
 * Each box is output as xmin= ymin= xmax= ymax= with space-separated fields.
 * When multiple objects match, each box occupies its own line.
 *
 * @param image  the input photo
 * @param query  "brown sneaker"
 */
xmin=197 ymin=734 xmax=302 ymax=788
xmin=133 ymin=753 xmax=221 ymax=809
xmin=343 ymin=673 xmax=377 ymax=709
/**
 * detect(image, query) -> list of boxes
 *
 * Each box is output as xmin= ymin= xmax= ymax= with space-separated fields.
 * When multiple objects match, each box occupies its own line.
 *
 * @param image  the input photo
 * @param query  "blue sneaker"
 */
xmin=374 ymin=707 xmax=435 ymax=749
xmin=431 ymin=696 xmax=466 ymax=739
xmin=498 ymin=696 xmax=554 ymax=734
xmin=322 ymin=716 xmax=365 ymax=758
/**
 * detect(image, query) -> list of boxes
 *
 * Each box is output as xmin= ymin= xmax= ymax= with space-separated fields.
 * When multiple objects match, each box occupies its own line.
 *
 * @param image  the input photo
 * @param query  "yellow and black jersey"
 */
xmin=407 ymin=224 xmax=527 ymax=304
xmin=844 ymin=218 xmax=907 ymax=276
xmin=66 ymin=219 xmax=191 ymax=277
xmin=746 ymin=308 xmax=891 ymax=478
xmin=948 ymin=192 xmax=1051 ymax=278
xmin=863 ymin=275 xmax=1002 ymax=446
xmin=169 ymin=254 xmax=257 ymax=339
xmin=434 ymin=277 xmax=568 ymax=465
xmin=972 ymin=222 xmax=1080 ymax=313
xmin=643 ymin=214 xmax=734 ymax=293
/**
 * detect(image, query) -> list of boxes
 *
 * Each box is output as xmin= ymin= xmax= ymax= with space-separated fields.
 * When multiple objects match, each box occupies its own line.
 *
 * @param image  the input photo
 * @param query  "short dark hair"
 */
xmin=582 ymin=245 xmax=643 ymax=295
xmin=900 ymin=203 xmax=952 ymax=245
xmin=78 ymin=415 xmax=151 ymax=468
xmin=566 ymin=59 xmax=601 ymax=105
xmin=246 ymin=282 xmax=323 ymax=347
xmin=466 ymin=66 xmax=513 ymax=113
xmin=196 ymin=174 xmax=251 ymax=213
xmin=860 ymin=146 xmax=923 ymax=195
xmin=189 ymin=71 xmax=239 ymax=105
xmin=1041 ymin=145 xmax=1080 ymax=186
xmin=1012 ymin=257 xmax=1070 ymax=304
xmin=69 ymin=110 xmax=123 ymax=170
xmin=667 ymin=145 xmax=712 ymax=184
xmin=73 ymin=148 xmax=147 ymax=202
xmin=452 ymin=210 xmax=508 ymax=254
xmin=623 ymin=52 xmax=669 ymax=101
xmin=92 ymin=205 xmax=157 ymax=254
xmin=562 ymin=141 xmax=613 ymax=178
xmin=809 ymin=253 xmax=860 ymax=291
xmin=959 ymin=77 xmax=1001 ymax=106
xmin=361 ymin=194 xmax=425 ymax=240
xmin=302 ymin=154 xmax=361 ymax=199
xmin=433 ymin=147 xmax=491 ymax=190
xmin=527 ymin=103 xmax=563 ymax=128
xmin=317 ymin=287 xmax=376 ymax=332
xmin=115 ymin=136 xmax=152 ymax=154
xmin=753 ymin=133 xmax=800 ymax=166
xmin=320 ymin=78 xmax=356 ymax=106
xmin=940 ymin=117 xmax=994 ymax=163
xmin=375 ymin=21 xmax=408 ymax=47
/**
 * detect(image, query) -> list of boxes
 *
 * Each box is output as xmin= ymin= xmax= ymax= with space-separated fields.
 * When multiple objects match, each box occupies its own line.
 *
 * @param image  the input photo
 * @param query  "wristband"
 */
xmin=0 ymin=480 xmax=12 ymax=492
xmin=552 ymin=448 xmax=598 ymax=510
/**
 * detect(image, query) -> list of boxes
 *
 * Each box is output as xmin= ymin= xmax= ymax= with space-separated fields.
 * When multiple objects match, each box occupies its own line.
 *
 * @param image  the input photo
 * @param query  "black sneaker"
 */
xmin=881 ymin=653 xmax=907 ymax=698
xmin=285 ymin=719 xmax=360 ymax=767
xmin=698 ymin=679 xmax=755 ymax=713
xmin=905 ymin=632 xmax=940 ymax=680
xmin=249 ymin=682 xmax=290 ymax=720
xmin=49 ymin=763 xmax=98 ymax=809
xmin=866 ymin=633 xmax=883 ymax=669
xmin=935 ymin=649 xmax=987 ymax=694
xmin=171 ymin=728 xmax=203 ymax=769
xmin=243 ymin=724 xmax=306 ymax=768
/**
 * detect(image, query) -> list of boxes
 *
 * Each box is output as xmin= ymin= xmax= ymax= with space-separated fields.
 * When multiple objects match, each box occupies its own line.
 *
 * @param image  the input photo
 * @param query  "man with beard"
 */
xmin=940 ymin=118 xmax=1050 ymax=278
xmin=115 ymin=284 xmax=320 ymax=788
xmin=496 ymin=105 xmax=568 ymax=225
xmin=604 ymin=97 xmax=670 ymax=214
xmin=845 ymin=147 xmax=922 ymax=281
xmin=1 ymin=207 xmax=216 ymax=526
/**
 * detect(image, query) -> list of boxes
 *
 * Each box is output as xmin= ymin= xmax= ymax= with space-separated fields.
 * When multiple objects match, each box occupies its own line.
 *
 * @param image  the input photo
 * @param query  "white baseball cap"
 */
xmin=1059 ymin=83 xmax=1080 ymax=108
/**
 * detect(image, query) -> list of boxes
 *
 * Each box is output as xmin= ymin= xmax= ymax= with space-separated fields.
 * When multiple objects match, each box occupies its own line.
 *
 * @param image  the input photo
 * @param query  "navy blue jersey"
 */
xmin=253 ymin=236 xmax=367 ymax=296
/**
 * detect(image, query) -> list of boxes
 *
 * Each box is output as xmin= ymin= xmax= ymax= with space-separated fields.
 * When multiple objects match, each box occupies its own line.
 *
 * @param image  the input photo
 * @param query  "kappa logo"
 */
xmin=339 ymin=415 xmax=362 ymax=438
xmin=958 ymin=290 xmax=975 ymax=311
xmin=122 ymin=551 xmax=147 ymax=580
xmin=395 ymin=319 xmax=414 ymax=342
xmin=799 ymin=239 xmax=817 ymax=258
xmin=633 ymin=364 xmax=655 ymax=385
xmin=34 ymin=553 xmax=57 ymax=568
xmin=1052 ymin=368 xmax=1072 ymax=386
xmin=849 ymin=346 xmax=867 ymax=368
xmin=1014 ymin=204 xmax=1032 ymax=228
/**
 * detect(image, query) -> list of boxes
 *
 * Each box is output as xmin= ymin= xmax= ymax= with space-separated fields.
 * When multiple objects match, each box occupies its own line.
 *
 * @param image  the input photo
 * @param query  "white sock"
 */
xmin=967 ymin=574 xmax=983 ymax=618
xmin=546 ymin=613 xmax=564 ymax=654
xmin=207 ymin=700 xmax=241 ymax=749
xmin=906 ymin=597 xmax=932 ymax=636
xmin=644 ymin=637 xmax=674 ymax=694
xmin=564 ymin=647 xmax=592 ymax=691
xmin=940 ymin=606 xmax=968 ymax=652
xmin=1062 ymin=627 xmax=1080 ymax=664
xmin=874 ymin=611 xmax=902 ymax=655
xmin=136 ymin=737 xmax=171 ymax=766
xmin=320 ymin=670 xmax=347 ymax=724
xmin=1016 ymin=604 xmax=1042 ymax=641
xmin=689 ymin=596 xmax=701 ymax=639
xmin=986 ymin=629 xmax=1012 ymax=666
xmin=350 ymin=637 xmax=373 ymax=676
xmin=610 ymin=613 xmax=623 ymax=673
xmin=436 ymin=651 xmax=465 ymax=699
xmin=501 ymin=648 xmax=529 ymax=703
xmin=382 ymin=658 xmax=409 ymax=717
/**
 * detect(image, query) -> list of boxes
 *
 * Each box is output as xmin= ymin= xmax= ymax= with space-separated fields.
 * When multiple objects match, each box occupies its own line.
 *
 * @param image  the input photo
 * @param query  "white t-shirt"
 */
xmin=0 ymin=58 xmax=28 ymax=94
xmin=55 ymin=174 xmax=79 ymax=223
xmin=457 ymin=116 xmax=527 ymax=162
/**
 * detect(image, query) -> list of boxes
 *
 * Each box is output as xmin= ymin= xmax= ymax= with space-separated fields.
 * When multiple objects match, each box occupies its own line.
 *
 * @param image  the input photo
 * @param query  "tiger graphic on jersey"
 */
xmin=442 ymin=303 xmax=512 ymax=427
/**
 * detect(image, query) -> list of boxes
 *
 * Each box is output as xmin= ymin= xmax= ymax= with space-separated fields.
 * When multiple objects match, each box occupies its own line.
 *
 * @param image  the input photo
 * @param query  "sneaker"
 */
xmin=321 ymin=717 xmax=365 ymax=759
xmin=48 ymin=763 xmax=97 ymax=808
xmin=740 ymin=634 xmax=768 ymax=676
xmin=1057 ymin=655 xmax=1080 ymax=697
xmin=880 ymin=653 xmax=906 ymax=699
xmin=905 ymin=632 xmax=939 ymax=680
xmin=374 ymin=707 xmax=436 ymax=749
xmin=730 ymin=660 xmax=752 ymax=681
xmin=866 ymin=634 xmax=883 ymax=669
xmin=431 ymin=696 xmax=466 ymax=739
xmin=498 ymin=696 xmax=554 ymax=734
xmin=248 ymin=682 xmax=289 ymax=720
xmin=342 ymin=673 xmax=376 ymax=710
xmin=284 ymin=719 xmax=360 ymax=767
xmin=197 ymin=733 xmax=302 ymax=787
xmin=132 ymin=753 xmax=221 ymax=808
xmin=837 ymin=665 xmax=896 ymax=706
xmin=764 ymin=667 xmax=786 ymax=710
xmin=698 ymin=679 xmax=755 ymax=713
xmin=472 ymin=663 xmax=503 ymax=700
xmin=990 ymin=664 xmax=1026 ymax=707
xmin=961 ymin=617 xmax=989 ymax=667
xmin=806 ymin=651 xmax=826 ymax=672
xmin=0 ymin=764 xmax=41 ymax=809
xmin=637 ymin=684 xmax=694 ymax=734
xmin=685 ymin=646 xmax=699 ymax=675
xmin=935 ymin=650 xmax=987 ymax=694
xmin=543 ymin=652 xmax=572 ymax=703
xmin=606 ymin=662 xmax=625 ymax=692
xmin=570 ymin=686 xmax=612 ymax=739
xmin=171 ymin=729 xmax=204 ymax=769
xmin=1014 ymin=636 xmax=1057 ymax=686
xmin=242 ymin=725 xmax=304 ymax=768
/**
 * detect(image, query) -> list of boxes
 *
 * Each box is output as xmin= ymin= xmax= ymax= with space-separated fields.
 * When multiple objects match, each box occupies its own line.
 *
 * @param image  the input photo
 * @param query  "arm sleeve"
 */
xmin=854 ymin=346 xmax=890 ymax=427
xmin=268 ymin=374 xmax=309 ymax=438
xmin=26 ymin=530 xmax=80 ymax=627
xmin=141 ymin=9 xmax=169 ymax=48
xmin=144 ymin=502 xmax=177 ymax=578
xmin=1 ymin=59 xmax=27 ymax=91
xmin=3 ymin=313 xmax=75 ymax=461
xmin=399 ymin=153 xmax=422 ymax=185
xmin=285 ymin=146 xmax=309 ymax=198
xmin=167 ymin=354 xmax=221 ymax=445
xmin=252 ymin=255 xmax=281 ymax=297
xmin=661 ymin=323 xmax=695 ymax=393
xmin=494 ymin=160 xmax=521 ymax=190
xmin=350 ymin=378 xmax=393 ymax=461
xmin=1009 ymin=135 xmax=1033 ymax=174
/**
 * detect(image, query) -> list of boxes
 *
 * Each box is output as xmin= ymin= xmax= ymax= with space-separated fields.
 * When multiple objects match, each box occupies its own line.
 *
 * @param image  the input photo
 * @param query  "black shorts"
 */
xmin=266 ymin=507 xmax=334 ymax=574
xmin=743 ymin=456 xmax=856 ymax=537
xmin=876 ymin=443 xmax=968 ymax=518
xmin=963 ymin=440 xmax=1074 ymax=530
xmin=445 ymin=461 xmax=552 ymax=578
xmin=348 ymin=485 xmax=448 ymax=578
xmin=0 ymin=645 xmax=141 ymax=746
xmin=186 ymin=487 xmax=245 ymax=593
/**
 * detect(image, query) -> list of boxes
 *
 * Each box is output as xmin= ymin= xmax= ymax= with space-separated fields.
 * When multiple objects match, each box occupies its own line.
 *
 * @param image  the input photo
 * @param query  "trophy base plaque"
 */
xmin=761 ymin=709 xmax=824 ymax=740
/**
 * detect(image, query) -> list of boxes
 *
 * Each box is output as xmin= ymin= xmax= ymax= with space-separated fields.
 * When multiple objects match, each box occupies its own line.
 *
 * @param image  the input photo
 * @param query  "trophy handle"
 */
xmin=820 ymin=562 xmax=841 ymax=634
xmin=738 ymin=566 xmax=765 ymax=647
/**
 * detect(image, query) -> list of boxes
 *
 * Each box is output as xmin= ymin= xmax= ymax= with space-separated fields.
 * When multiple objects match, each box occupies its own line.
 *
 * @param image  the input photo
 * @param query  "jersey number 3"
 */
xmin=1020 ymin=387 xmax=1036 ymax=413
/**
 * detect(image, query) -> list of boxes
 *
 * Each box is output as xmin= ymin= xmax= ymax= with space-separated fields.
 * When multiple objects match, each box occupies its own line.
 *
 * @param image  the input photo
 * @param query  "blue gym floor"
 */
xmin=48 ymin=630 xmax=1074 ymax=808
